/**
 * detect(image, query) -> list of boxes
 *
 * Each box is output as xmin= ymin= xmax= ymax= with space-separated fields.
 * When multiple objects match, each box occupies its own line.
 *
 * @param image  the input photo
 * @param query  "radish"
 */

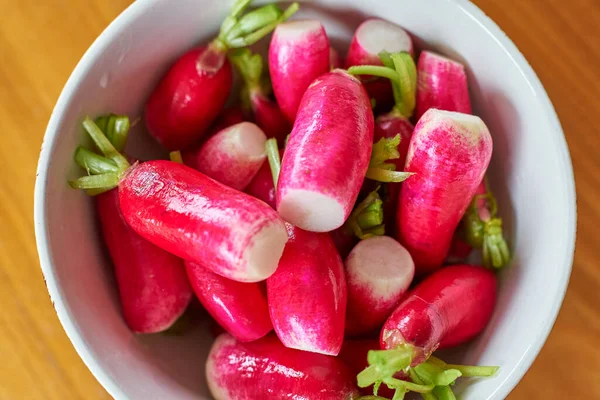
xmin=244 ymin=146 xmax=282 ymax=209
xmin=345 ymin=18 xmax=413 ymax=110
xmin=415 ymin=50 xmax=472 ymax=121
xmin=267 ymin=224 xmax=346 ymax=356
xmin=462 ymin=180 xmax=511 ymax=269
xmin=206 ymin=333 xmax=359 ymax=399
xmin=205 ymin=105 xmax=246 ymax=139
xmin=357 ymin=265 xmax=498 ymax=398
xmin=268 ymin=19 xmax=330 ymax=123
xmin=145 ymin=0 xmax=298 ymax=150
xmin=276 ymin=69 xmax=375 ymax=232
xmin=345 ymin=236 xmax=415 ymax=337
xmin=96 ymin=185 xmax=192 ymax=334
xmin=397 ymin=109 xmax=493 ymax=275
xmin=184 ymin=261 xmax=272 ymax=342
xmin=75 ymin=115 xmax=193 ymax=334
xmin=180 ymin=121 xmax=267 ymax=190
xmin=230 ymin=49 xmax=291 ymax=146
xmin=69 ymin=117 xmax=288 ymax=283
xmin=330 ymin=46 xmax=342 ymax=69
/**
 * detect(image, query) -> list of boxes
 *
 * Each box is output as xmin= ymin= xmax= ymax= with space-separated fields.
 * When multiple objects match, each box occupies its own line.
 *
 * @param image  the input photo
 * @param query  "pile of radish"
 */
xmin=68 ymin=1 xmax=512 ymax=399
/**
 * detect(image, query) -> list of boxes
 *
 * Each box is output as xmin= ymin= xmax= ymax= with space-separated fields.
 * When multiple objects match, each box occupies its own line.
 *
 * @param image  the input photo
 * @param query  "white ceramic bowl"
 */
xmin=34 ymin=0 xmax=576 ymax=399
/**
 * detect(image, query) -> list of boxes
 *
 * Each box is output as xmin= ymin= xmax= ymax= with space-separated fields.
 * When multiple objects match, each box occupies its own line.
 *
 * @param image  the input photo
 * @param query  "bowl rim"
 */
xmin=33 ymin=0 xmax=577 ymax=399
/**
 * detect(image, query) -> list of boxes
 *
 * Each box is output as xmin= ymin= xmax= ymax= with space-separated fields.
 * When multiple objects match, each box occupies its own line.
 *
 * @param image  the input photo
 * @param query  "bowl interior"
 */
xmin=35 ymin=0 xmax=576 ymax=399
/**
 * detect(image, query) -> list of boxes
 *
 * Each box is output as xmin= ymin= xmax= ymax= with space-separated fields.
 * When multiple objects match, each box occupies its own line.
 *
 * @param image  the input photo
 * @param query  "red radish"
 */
xmin=96 ymin=189 xmax=192 ymax=333
xmin=185 ymin=261 xmax=272 ymax=342
xmin=330 ymin=227 xmax=358 ymax=260
xmin=245 ymin=148 xmax=282 ymax=208
xmin=145 ymin=1 xmax=298 ymax=150
xmin=339 ymin=339 xmax=396 ymax=398
xmin=446 ymin=231 xmax=474 ymax=264
xmin=345 ymin=236 xmax=414 ymax=336
xmin=70 ymin=118 xmax=288 ymax=283
xmin=462 ymin=180 xmax=511 ymax=269
xmin=206 ymin=333 xmax=359 ymax=399
xmin=330 ymin=46 xmax=342 ymax=69
xmin=180 ymin=121 xmax=267 ymax=190
xmin=277 ymin=70 xmax=374 ymax=232
xmin=269 ymin=19 xmax=330 ymax=122
xmin=267 ymin=224 xmax=347 ymax=356
xmin=230 ymin=49 xmax=291 ymax=146
xmin=415 ymin=50 xmax=472 ymax=121
xmin=397 ymin=109 xmax=493 ymax=275
xmin=346 ymin=18 xmax=413 ymax=110
xmin=357 ymin=265 xmax=498 ymax=397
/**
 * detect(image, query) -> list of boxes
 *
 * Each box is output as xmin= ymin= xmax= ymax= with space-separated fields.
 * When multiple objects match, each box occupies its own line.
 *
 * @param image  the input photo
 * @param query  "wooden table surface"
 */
xmin=0 ymin=0 xmax=597 ymax=398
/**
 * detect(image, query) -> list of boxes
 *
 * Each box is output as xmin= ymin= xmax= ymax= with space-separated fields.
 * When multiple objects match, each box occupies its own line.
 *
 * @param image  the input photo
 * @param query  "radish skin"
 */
xmin=185 ymin=261 xmax=272 ymax=342
xmin=97 ymin=189 xmax=192 ymax=333
xmin=397 ymin=109 xmax=493 ymax=275
xmin=277 ymin=69 xmax=374 ymax=232
xmin=206 ymin=333 xmax=359 ymax=400
xmin=415 ymin=51 xmax=472 ymax=121
xmin=245 ymin=148 xmax=282 ymax=209
xmin=267 ymin=225 xmax=347 ymax=356
xmin=250 ymin=93 xmax=290 ymax=145
xmin=269 ymin=20 xmax=330 ymax=122
xmin=381 ymin=265 xmax=497 ymax=356
xmin=180 ymin=122 xmax=267 ymax=190
xmin=345 ymin=18 xmax=413 ymax=110
xmin=119 ymin=161 xmax=288 ymax=283
xmin=206 ymin=105 xmax=246 ymax=138
xmin=345 ymin=236 xmax=414 ymax=336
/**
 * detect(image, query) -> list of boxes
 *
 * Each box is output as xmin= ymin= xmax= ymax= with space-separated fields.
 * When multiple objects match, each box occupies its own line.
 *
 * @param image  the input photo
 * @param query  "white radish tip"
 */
xmin=229 ymin=122 xmax=267 ymax=160
xmin=278 ymin=189 xmax=345 ymax=232
xmin=243 ymin=221 xmax=288 ymax=281
xmin=356 ymin=18 xmax=412 ymax=55
xmin=205 ymin=334 xmax=234 ymax=399
xmin=275 ymin=19 xmax=324 ymax=38
xmin=432 ymin=109 xmax=487 ymax=134
xmin=420 ymin=50 xmax=465 ymax=67
xmin=346 ymin=236 xmax=415 ymax=298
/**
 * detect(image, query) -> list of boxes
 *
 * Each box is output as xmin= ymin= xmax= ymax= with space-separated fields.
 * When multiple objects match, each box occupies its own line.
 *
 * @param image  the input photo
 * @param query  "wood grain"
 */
xmin=0 ymin=0 xmax=596 ymax=398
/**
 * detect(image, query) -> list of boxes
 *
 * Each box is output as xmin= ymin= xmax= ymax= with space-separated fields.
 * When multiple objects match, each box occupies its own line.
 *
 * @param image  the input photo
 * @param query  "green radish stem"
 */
xmin=367 ymin=134 xmax=414 ymax=183
xmin=74 ymin=147 xmax=118 ymax=175
xmin=462 ymin=187 xmax=511 ymax=269
xmin=348 ymin=51 xmax=417 ymax=119
xmin=69 ymin=117 xmax=131 ymax=192
xmin=265 ymin=138 xmax=281 ymax=187
xmin=94 ymin=114 xmax=130 ymax=152
xmin=427 ymin=356 xmax=499 ymax=377
xmin=345 ymin=188 xmax=385 ymax=240
xmin=169 ymin=151 xmax=183 ymax=164
xmin=408 ymin=370 xmax=437 ymax=400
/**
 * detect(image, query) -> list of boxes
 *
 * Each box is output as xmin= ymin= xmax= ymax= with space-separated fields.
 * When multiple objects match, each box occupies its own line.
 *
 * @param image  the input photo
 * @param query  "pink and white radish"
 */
xmin=345 ymin=236 xmax=414 ymax=336
xmin=185 ymin=261 xmax=272 ymax=342
xmin=415 ymin=50 xmax=472 ymax=121
xmin=70 ymin=118 xmax=288 ymax=283
xmin=357 ymin=265 xmax=498 ymax=398
xmin=267 ymin=224 xmax=347 ymax=356
xmin=345 ymin=18 xmax=413 ymax=110
xmin=269 ymin=19 xmax=330 ymax=122
xmin=207 ymin=333 xmax=359 ymax=399
xmin=180 ymin=121 xmax=267 ymax=190
xmin=230 ymin=49 xmax=290 ymax=146
xmin=277 ymin=69 xmax=374 ymax=232
xmin=397 ymin=109 xmax=493 ymax=275
xmin=145 ymin=1 xmax=297 ymax=150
